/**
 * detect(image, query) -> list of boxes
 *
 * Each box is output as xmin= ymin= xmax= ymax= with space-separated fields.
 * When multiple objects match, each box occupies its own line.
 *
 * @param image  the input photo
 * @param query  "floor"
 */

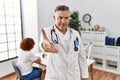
xmin=1 ymin=68 xmax=120 ymax=80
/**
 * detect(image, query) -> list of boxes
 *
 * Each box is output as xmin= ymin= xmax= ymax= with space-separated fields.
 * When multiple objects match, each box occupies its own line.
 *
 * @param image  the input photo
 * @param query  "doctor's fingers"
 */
xmin=41 ymin=28 xmax=58 ymax=53
xmin=42 ymin=41 xmax=52 ymax=50
xmin=49 ymin=43 xmax=58 ymax=53
xmin=41 ymin=28 xmax=49 ymax=41
xmin=46 ymin=42 xmax=58 ymax=53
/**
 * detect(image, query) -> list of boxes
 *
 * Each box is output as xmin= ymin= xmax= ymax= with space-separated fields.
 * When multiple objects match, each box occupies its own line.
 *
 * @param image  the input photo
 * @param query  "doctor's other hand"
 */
xmin=41 ymin=28 xmax=58 ymax=53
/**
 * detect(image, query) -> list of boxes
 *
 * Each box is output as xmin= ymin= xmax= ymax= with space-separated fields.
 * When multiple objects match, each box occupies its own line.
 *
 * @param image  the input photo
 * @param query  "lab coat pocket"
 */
xmin=71 ymin=45 xmax=80 ymax=55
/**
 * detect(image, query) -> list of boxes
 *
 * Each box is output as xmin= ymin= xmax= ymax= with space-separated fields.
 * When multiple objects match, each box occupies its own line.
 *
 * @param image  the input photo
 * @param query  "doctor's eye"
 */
xmin=65 ymin=17 xmax=69 ymax=20
xmin=59 ymin=16 xmax=63 ymax=19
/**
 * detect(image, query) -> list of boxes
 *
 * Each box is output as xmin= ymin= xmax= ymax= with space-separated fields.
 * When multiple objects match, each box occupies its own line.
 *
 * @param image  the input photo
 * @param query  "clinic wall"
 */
xmin=37 ymin=0 xmax=82 ymax=39
xmin=0 ymin=59 xmax=17 ymax=77
xmin=22 ymin=0 xmax=39 ymax=51
xmin=80 ymin=0 xmax=120 ymax=38
xmin=0 ymin=0 xmax=38 ymax=77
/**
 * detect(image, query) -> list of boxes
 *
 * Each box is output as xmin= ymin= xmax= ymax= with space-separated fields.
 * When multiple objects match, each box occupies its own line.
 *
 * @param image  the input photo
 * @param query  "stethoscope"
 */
xmin=51 ymin=26 xmax=79 ymax=51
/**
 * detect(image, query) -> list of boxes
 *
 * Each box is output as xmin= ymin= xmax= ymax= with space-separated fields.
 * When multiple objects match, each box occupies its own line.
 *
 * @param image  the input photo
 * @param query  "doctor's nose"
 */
xmin=61 ymin=19 xmax=67 ymax=23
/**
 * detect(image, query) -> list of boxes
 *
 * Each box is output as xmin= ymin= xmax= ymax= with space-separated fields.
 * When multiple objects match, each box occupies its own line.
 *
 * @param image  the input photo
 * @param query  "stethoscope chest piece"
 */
xmin=74 ymin=46 xmax=78 ymax=51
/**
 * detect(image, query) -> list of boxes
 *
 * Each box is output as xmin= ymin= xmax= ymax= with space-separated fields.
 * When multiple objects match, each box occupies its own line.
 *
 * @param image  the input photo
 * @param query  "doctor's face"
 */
xmin=53 ymin=10 xmax=70 ymax=33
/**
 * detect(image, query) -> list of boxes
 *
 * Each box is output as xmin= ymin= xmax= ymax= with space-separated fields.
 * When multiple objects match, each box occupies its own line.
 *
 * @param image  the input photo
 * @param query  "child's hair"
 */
xmin=20 ymin=38 xmax=35 ymax=51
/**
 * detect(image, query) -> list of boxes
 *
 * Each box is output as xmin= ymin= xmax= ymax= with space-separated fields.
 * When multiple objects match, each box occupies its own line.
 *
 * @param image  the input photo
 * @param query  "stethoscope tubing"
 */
xmin=51 ymin=26 xmax=79 ymax=51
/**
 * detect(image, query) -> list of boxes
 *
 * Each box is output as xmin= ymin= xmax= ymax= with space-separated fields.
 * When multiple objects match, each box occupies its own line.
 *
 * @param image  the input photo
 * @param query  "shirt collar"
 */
xmin=54 ymin=26 xmax=71 ymax=40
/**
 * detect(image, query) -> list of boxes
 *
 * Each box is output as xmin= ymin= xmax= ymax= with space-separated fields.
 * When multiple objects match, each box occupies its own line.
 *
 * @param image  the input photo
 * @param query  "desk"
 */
xmin=87 ymin=59 xmax=95 ymax=80
xmin=33 ymin=53 xmax=47 ymax=70
xmin=36 ymin=53 xmax=47 ymax=65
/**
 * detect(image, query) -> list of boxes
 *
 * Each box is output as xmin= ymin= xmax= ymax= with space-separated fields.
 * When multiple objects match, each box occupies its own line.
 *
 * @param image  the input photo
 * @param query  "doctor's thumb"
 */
xmin=41 ymin=28 xmax=49 ymax=41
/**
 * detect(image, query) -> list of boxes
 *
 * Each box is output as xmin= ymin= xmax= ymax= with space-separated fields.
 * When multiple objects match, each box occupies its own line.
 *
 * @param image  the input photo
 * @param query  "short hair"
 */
xmin=20 ymin=38 xmax=35 ymax=51
xmin=55 ymin=5 xmax=69 ymax=12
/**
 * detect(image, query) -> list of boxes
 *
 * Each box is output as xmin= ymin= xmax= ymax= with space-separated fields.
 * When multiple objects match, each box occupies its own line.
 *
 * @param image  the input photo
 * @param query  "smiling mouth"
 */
xmin=61 ymin=23 xmax=67 ymax=26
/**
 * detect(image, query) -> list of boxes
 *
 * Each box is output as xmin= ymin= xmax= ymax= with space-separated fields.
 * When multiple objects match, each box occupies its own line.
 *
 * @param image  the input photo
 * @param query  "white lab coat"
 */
xmin=39 ymin=26 xmax=88 ymax=80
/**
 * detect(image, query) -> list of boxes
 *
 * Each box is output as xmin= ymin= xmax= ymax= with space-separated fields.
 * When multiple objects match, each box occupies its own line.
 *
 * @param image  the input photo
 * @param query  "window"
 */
xmin=0 ymin=0 xmax=23 ymax=62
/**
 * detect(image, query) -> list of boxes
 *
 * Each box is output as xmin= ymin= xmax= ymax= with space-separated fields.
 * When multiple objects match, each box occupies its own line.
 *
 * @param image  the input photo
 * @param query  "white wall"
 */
xmin=22 ymin=0 xmax=39 ymax=51
xmin=0 ymin=59 xmax=17 ymax=77
xmin=80 ymin=0 xmax=120 ymax=37
xmin=0 ymin=0 xmax=38 ymax=77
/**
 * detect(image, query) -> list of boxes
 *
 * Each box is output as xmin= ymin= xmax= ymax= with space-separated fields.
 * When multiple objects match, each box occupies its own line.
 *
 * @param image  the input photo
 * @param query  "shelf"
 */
xmin=105 ymin=60 xmax=117 ymax=73
xmin=81 ymin=31 xmax=120 ymax=74
xmin=93 ymin=58 xmax=103 ymax=69
xmin=105 ymin=66 xmax=118 ymax=74
xmin=93 ymin=63 xmax=104 ymax=70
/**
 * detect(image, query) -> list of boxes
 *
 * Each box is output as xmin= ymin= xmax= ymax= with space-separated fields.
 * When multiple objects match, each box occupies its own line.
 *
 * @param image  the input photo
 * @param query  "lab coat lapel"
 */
xmin=68 ymin=34 xmax=75 ymax=53
xmin=58 ymin=35 xmax=68 ymax=52
xmin=55 ymin=28 xmax=67 ymax=52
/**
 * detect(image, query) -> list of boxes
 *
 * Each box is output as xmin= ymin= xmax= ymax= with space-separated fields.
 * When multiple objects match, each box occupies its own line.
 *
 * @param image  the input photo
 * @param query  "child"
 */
xmin=17 ymin=38 xmax=44 ymax=80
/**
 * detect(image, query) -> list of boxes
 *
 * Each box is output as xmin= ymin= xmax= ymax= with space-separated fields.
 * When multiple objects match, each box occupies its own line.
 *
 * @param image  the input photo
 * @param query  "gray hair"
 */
xmin=55 ymin=5 xmax=69 ymax=12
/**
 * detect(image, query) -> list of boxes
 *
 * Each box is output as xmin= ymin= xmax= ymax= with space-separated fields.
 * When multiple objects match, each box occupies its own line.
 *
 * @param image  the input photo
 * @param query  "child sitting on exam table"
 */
xmin=17 ymin=38 xmax=45 ymax=80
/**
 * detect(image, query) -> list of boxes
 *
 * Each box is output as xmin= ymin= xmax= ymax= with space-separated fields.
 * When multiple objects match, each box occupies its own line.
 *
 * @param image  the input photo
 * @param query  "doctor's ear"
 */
xmin=53 ymin=16 xmax=55 ymax=20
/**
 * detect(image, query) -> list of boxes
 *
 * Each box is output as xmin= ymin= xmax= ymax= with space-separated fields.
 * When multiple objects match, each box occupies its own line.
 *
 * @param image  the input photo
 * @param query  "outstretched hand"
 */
xmin=41 ymin=28 xmax=58 ymax=53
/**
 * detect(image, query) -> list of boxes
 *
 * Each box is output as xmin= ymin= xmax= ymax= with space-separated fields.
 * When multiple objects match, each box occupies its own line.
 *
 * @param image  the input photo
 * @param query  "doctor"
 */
xmin=39 ymin=5 xmax=89 ymax=80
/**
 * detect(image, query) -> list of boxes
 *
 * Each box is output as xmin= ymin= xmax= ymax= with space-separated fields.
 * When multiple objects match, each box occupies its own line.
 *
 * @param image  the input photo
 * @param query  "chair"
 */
xmin=11 ymin=61 xmax=22 ymax=80
xmin=11 ymin=61 xmax=40 ymax=80
xmin=84 ymin=42 xmax=95 ymax=80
